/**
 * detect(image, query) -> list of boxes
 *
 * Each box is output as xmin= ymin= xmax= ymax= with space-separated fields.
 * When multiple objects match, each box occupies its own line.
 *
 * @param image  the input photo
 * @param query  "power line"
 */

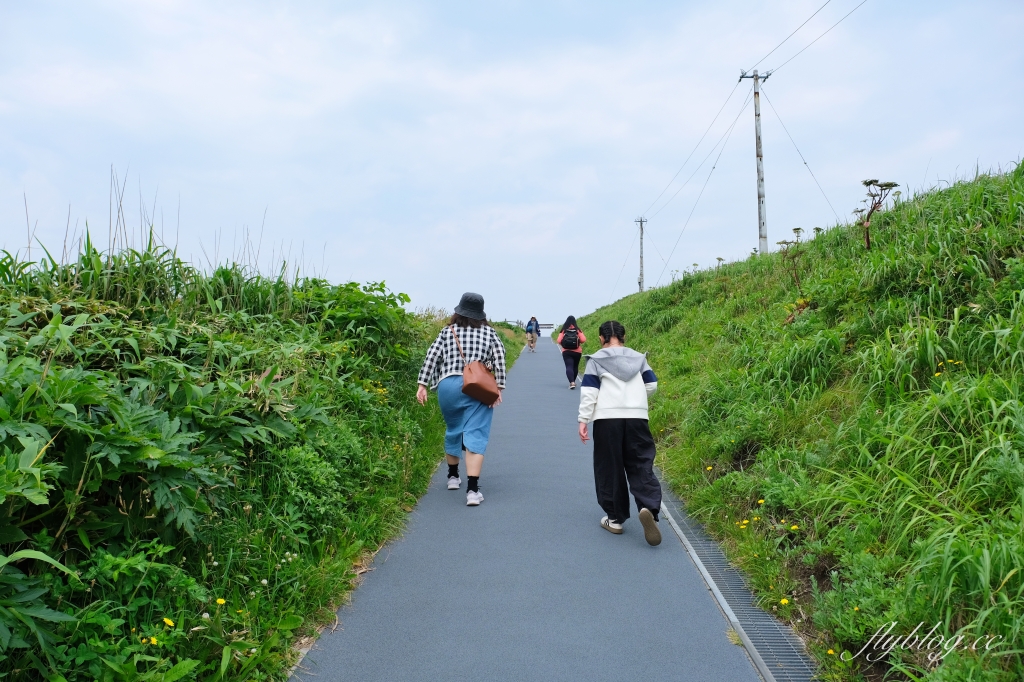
xmin=642 ymin=80 xmax=742 ymax=217
xmin=608 ymin=225 xmax=640 ymax=302
xmin=644 ymin=226 xmax=668 ymax=264
xmin=771 ymin=0 xmax=870 ymax=73
xmin=655 ymin=92 xmax=752 ymax=286
xmin=747 ymin=0 xmax=833 ymax=72
xmin=759 ymin=86 xmax=841 ymax=223
xmin=619 ymin=0 xmax=870 ymax=301
xmin=649 ymin=84 xmax=755 ymax=220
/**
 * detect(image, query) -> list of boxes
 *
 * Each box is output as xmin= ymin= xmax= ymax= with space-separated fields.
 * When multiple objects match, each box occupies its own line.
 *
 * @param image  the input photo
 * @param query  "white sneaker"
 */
xmin=466 ymin=490 xmax=484 ymax=506
xmin=601 ymin=516 xmax=623 ymax=534
xmin=447 ymin=476 xmax=461 ymax=490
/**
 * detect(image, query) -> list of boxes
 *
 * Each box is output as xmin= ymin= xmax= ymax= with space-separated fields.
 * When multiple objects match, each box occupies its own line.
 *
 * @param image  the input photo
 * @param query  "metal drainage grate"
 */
xmin=661 ymin=498 xmax=818 ymax=682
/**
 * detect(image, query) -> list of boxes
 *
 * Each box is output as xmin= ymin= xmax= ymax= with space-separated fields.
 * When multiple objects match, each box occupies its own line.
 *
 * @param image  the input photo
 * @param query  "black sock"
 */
xmin=467 ymin=476 xmax=479 ymax=493
xmin=447 ymin=463 xmax=459 ymax=478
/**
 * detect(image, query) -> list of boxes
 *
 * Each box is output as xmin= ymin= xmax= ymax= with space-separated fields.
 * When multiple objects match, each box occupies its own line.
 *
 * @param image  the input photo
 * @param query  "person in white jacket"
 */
xmin=577 ymin=320 xmax=663 ymax=546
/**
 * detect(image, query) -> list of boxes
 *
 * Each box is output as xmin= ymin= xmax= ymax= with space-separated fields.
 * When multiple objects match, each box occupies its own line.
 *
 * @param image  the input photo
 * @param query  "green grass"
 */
xmin=0 ymin=236 xmax=520 ymax=681
xmin=576 ymin=164 xmax=1024 ymax=681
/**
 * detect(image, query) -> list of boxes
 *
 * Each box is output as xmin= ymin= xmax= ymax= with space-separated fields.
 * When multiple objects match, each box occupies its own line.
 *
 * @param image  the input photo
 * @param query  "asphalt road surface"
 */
xmin=293 ymin=338 xmax=762 ymax=682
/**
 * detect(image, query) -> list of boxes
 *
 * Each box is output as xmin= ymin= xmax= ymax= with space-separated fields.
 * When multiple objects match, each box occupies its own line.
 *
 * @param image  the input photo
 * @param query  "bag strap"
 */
xmin=450 ymin=325 xmax=467 ymax=361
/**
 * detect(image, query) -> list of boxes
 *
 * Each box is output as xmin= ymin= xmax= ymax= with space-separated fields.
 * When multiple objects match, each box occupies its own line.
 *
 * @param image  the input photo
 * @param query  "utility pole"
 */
xmin=635 ymin=216 xmax=646 ymax=292
xmin=739 ymin=69 xmax=770 ymax=254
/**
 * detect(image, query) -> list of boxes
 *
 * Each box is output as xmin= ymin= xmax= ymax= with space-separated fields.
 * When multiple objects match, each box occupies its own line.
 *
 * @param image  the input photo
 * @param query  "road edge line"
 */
xmin=661 ymin=503 xmax=776 ymax=682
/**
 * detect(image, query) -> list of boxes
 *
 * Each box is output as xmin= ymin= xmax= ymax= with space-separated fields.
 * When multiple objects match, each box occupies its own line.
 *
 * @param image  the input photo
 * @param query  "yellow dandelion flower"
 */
xmin=934 ymin=372 xmax=942 ymax=377
xmin=790 ymin=525 xmax=799 ymax=530
xmin=216 ymin=598 xmax=226 ymax=605
xmin=163 ymin=617 xmax=174 ymax=627
xmin=140 ymin=637 xmax=148 ymax=643
xmin=757 ymin=499 xmax=764 ymax=504
xmin=743 ymin=519 xmax=749 ymax=524
xmin=769 ymin=585 xmax=774 ymax=589
xmin=827 ymin=649 xmax=835 ymax=655
xmin=854 ymin=606 xmax=859 ymax=611
xmin=706 ymin=466 xmax=713 ymax=471
xmin=150 ymin=636 xmax=158 ymax=645
xmin=780 ymin=519 xmax=785 ymax=523
xmin=780 ymin=598 xmax=789 ymax=605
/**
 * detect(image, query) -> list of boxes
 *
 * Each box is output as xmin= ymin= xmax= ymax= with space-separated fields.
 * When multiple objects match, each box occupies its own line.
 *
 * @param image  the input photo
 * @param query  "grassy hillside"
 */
xmin=0 ymin=240 xmax=519 ymax=681
xmin=577 ymin=165 xmax=1024 ymax=681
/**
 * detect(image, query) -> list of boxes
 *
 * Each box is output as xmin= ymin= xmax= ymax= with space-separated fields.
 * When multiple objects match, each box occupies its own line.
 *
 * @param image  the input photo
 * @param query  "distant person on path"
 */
xmin=557 ymin=315 xmax=587 ymax=389
xmin=417 ymin=292 xmax=507 ymax=506
xmin=525 ymin=316 xmax=540 ymax=352
xmin=577 ymin=320 xmax=662 ymax=546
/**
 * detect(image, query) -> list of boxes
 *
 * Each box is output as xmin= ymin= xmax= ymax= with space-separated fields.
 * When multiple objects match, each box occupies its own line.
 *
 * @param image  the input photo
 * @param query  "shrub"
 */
xmin=0 ymin=239 xmax=452 ymax=680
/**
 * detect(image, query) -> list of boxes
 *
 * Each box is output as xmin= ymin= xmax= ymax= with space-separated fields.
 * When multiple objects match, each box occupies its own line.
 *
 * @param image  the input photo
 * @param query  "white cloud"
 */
xmin=1 ymin=0 xmax=1023 ymax=322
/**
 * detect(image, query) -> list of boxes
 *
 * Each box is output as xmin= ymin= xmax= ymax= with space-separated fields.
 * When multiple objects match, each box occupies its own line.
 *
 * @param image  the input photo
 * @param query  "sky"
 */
xmin=2 ymin=0 xmax=1023 ymax=324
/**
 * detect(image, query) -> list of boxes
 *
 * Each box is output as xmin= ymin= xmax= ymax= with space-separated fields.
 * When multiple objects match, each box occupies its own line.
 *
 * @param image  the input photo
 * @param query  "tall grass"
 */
xmin=576 ymin=164 xmax=1024 ymax=681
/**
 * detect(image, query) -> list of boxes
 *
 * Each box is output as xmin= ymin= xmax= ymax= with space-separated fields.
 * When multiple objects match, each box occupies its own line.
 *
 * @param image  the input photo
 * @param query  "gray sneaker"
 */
xmin=466 ymin=490 xmax=484 ymax=506
xmin=447 ymin=476 xmax=461 ymax=490
xmin=639 ymin=508 xmax=662 ymax=546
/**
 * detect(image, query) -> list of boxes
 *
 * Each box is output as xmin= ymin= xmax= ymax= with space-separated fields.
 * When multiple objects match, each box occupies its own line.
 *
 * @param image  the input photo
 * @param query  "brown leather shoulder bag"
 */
xmin=451 ymin=325 xmax=501 ymax=406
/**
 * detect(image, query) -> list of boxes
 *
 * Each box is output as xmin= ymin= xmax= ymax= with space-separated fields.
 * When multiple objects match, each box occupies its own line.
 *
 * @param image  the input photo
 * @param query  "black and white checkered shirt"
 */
xmin=417 ymin=324 xmax=507 ymax=389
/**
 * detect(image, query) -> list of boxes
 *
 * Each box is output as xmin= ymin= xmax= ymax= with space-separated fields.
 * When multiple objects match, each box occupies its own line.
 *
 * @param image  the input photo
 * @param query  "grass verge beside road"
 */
xmin=576 ymin=165 xmax=1024 ymax=681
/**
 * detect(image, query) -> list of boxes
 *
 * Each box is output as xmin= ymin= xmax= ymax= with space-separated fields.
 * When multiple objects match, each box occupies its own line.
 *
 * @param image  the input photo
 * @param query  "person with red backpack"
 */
xmin=556 ymin=315 xmax=587 ymax=389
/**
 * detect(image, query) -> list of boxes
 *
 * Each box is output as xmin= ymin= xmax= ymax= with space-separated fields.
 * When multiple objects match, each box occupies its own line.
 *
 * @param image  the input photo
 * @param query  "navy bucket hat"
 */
xmin=454 ymin=292 xmax=486 ymax=320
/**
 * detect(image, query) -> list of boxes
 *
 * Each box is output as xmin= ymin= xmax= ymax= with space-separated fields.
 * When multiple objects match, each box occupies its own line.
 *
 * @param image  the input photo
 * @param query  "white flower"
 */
xmin=261 ymin=579 xmax=268 ymax=586
xmin=201 ymin=613 xmax=210 ymax=620
xmin=212 ymin=561 xmax=219 ymax=567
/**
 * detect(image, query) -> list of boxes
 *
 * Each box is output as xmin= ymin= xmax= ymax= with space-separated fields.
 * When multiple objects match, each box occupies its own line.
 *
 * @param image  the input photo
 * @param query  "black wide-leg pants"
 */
xmin=592 ymin=418 xmax=662 ymax=523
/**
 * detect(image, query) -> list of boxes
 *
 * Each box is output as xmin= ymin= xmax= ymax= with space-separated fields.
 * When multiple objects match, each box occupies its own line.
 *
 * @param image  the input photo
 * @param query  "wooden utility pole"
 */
xmin=740 ymin=69 xmax=770 ymax=254
xmin=635 ymin=216 xmax=646 ymax=292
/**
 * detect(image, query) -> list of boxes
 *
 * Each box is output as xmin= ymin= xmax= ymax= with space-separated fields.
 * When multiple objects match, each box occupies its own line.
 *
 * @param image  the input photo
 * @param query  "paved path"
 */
xmin=294 ymin=339 xmax=762 ymax=682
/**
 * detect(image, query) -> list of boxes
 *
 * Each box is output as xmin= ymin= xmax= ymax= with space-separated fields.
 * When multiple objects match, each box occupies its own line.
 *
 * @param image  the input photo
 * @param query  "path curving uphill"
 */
xmin=293 ymin=339 xmax=763 ymax=681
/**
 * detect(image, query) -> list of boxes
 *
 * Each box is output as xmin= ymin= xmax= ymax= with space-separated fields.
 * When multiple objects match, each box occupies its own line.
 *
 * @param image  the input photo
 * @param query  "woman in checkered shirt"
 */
xmin=416 ymin=292 xmax=507 ymax=506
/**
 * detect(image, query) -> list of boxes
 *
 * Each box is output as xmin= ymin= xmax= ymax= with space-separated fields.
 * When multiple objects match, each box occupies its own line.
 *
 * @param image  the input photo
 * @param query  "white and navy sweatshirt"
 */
xmin=577 ymin=346 xmax=658 ymax=423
